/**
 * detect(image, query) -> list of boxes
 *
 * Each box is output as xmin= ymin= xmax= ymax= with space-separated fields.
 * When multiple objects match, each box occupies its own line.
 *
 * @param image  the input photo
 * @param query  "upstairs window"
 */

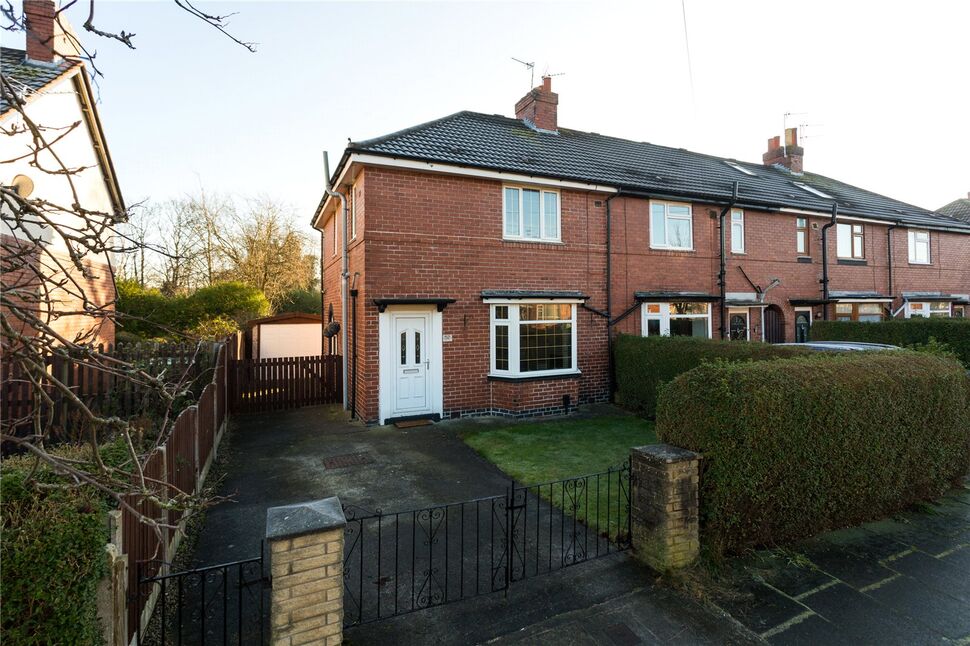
xmin=837 ymin=223 xmax=864 ymax=259
xmin=796 ymin=217 xmax=808 ymax=255
xmin=650 ymin=202 xmax=693 ymax=250
xmin=907 ymin=230 xmax=930 ymax=264
xmin=350 ymin=185 xmax=357 ymax=239
xmin=730 ymin=209 xmax=744 ymax=253
xmin=503 ymin=186 xmax=560 ymax=242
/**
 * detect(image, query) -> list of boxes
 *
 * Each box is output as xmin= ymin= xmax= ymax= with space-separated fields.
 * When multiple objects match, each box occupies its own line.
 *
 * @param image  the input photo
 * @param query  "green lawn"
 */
xmin=461 ymin=414 xmax=657 ymax=540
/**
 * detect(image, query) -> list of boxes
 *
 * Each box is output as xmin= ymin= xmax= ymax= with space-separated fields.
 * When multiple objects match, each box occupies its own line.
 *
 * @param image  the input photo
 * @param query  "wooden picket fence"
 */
xmin=228 ymin=355 xmax=342 ymax=414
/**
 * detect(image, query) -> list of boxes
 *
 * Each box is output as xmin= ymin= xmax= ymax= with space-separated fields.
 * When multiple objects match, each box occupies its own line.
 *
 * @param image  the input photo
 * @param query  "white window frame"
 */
xmin=836 ymin=223 xmax=865 ymax=259
xmin=350 ymin=183 xmax=357 ymax=240
xmin=724 ymin=160 xmax=757 ymax=176
xmin=640 ymin=302 xmax=712 ymax=338
xmin=502 ymin=185 xmax=561 ymax=243
xmin=649 ymin=201 xmax=694 ymax=251
xmin=907 ymin=230 xmax=930 ymax=264
xmin=906 ymin=301 xmax=950 ymax=318
xmin=487 ymin=299 xmax=579 ymax=378
xmin=332 ymin=215 xmax=338 ymax=257
xmin=796 ymin=217 xmax=808 ymax=255
xmin=730 ymin=209 xmax=745 ymax=253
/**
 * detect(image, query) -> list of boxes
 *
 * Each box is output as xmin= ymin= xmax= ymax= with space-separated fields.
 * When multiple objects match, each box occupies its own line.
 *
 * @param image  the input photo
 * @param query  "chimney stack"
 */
xmin=763 ymin=127 xmax=804 ymax=174
xmin=515 ymin=76 xmax=558 ymax=132
xmin=24 ymin=0 xmax=57 ymax=64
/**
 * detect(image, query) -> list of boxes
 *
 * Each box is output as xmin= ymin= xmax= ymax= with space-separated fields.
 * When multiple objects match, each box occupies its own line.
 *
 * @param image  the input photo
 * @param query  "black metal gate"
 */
xmin=342 ymin=461 xmax=632 ymax=627
xmin=136 ymin=548 xmax=270 ymax=645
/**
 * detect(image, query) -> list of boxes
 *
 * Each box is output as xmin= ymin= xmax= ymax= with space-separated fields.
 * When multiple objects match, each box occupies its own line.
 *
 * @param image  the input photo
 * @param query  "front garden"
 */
xmin=463 ymin=328 xmax=970 ymax=562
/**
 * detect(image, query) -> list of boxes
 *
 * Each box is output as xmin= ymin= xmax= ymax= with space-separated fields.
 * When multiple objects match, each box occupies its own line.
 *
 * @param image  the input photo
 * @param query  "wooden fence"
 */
xmin=228 ymin=355 xmax=342 ymax=414
xmin=116 ymin=345 xmax=229 ymax=645
xmin=1 ymin=342 xmax=215 ymax=444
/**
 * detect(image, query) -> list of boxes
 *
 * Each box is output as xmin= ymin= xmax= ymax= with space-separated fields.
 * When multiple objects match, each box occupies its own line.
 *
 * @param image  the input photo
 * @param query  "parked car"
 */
xmin=778 ymin=341 xmax=901 ymax=352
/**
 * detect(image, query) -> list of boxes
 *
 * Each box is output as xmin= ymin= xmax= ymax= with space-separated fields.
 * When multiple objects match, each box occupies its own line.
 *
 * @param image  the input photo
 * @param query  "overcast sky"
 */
xmin=27 ymin=0 xmax=970 ymax=226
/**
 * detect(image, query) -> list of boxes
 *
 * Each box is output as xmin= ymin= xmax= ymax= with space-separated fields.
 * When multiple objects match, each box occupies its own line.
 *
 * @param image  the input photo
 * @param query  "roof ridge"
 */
xmin=349 ymin=110 xmax=473 ymax=150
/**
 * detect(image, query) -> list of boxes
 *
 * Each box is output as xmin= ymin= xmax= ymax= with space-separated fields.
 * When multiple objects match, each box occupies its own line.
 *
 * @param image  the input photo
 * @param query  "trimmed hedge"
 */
xmin=810 ymin=318 xmax=970 ymax=367
xmin=656 ymin=352 xmax=970 ymax=556
xmin=613 ymin=334 xmax=811 ymax=417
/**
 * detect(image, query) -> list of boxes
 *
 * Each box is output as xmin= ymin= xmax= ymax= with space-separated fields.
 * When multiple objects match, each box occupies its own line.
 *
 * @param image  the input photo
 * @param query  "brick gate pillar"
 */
xmin=265 ymin=497 xmax=346 ymax=645
xmin=629 ymin=444 xmax=701 ymax=571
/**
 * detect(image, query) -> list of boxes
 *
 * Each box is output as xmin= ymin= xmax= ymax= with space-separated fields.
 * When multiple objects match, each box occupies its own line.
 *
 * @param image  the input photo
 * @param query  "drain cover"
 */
xmin=323 ymin=452 xmax=373 ymax=469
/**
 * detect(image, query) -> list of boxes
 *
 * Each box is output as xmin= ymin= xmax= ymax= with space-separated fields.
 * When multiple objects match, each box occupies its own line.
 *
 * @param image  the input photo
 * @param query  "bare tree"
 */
xmin=1 ymin=0 xmax=254 ymax=530
xmin=218 ymin=197 xmax=316 ymax=307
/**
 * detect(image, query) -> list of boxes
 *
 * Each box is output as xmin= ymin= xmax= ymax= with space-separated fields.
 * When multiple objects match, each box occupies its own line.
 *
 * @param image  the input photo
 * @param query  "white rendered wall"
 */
xmin=258 ymin=323 xmax=322 ymax=359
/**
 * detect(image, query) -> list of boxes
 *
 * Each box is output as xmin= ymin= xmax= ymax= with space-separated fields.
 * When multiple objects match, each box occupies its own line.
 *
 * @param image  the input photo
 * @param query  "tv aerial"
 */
xmin=511 ymin=57 xmax=535 ymax=89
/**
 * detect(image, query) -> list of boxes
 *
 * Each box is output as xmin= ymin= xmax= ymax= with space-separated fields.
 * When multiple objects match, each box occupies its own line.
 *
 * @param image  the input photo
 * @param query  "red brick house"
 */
xmin=313 ymin=78 xmax=970 ymax=424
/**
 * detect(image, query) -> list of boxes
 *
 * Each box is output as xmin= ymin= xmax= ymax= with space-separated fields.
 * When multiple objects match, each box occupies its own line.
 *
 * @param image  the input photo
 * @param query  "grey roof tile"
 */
xmin=350 ymin=111 xmax=970 ymax=232
xmin=1 ymin=46 xmax=78 ymax=115
xmin=937 ymin=198 xmax=970 ymax=223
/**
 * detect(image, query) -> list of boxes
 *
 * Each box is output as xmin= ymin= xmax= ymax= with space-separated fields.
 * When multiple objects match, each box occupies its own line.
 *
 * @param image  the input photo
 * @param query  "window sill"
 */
xmin=502 ymin=237 xmax=564 ymax=246
xmin=908 ymin=262 xmax=932 ymax=266
xmin=649 ymin=246 xmax=695 ymax=253
xmin=796 ymin=256 xmax=813 ymax=263
xmin=488 ymin=371 xmax=581 ymax=383
xmin=836 ymin=258 xmax=867 ymax=266
xmin=731 ymin=251 xmax=746 ymax=255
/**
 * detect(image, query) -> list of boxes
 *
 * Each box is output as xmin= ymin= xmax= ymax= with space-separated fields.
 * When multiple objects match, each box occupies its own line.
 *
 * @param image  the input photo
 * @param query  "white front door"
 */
xmin=392 ymin=312 xmax=432 ymax=417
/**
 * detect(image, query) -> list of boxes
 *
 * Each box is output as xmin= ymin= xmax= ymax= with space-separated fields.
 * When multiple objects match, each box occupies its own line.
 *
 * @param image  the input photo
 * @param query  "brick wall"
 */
xmin=1 ymin=234 xmax=115 ymax=347
xmin=320 ymin=165 xmax=970 ymax=423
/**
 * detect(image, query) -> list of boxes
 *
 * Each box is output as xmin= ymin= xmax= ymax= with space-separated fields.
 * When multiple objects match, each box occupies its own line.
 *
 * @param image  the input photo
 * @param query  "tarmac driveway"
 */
xmin=191 ymin=405 xmax=757 ymax=645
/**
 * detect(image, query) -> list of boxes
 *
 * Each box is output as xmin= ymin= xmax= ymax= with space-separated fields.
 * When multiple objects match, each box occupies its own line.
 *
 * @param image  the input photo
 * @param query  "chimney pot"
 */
xmin=24 ymin=0 xmax=57 ymax=64
xmin=763 ymin=127 xmax=804 ymax=173
xmin=515 ymin=76 xmax=559 ymax=132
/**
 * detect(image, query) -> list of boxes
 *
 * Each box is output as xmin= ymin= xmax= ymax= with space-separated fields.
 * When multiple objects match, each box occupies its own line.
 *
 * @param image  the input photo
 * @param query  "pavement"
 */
xmin=706 ymin=483 xmax=970 ymax=645
xmin=190 ymin=405 xmax=757 ymax=645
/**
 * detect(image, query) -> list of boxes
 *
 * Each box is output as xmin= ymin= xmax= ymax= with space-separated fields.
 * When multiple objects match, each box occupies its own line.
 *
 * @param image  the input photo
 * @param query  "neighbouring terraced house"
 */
xmin=312 ymin=77 xmax=970 ymax=425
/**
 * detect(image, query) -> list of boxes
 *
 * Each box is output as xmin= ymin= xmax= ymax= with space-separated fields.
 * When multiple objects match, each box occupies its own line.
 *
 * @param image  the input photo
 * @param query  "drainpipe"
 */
xmin=605 ymin=193 xmax=619 ymax=396
xmin=319 ymin=234 xmax=326 ymax=357
xmin=324 ymin=151 xmax=350 ymax=410
xmin=717 ymin=182 xmax=740 ymax=339
xmin=819 ymin=203 xmax=838 ymax=320
xmin=887 ymin=222 xmax=898 ymax=305
xmin=349 ymin=272 xmax=359 ymax=419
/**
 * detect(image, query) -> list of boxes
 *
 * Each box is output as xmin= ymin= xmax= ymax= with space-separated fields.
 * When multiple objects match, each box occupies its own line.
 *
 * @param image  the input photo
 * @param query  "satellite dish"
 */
xmin=11 ymin=175 xmax=34 ymax=198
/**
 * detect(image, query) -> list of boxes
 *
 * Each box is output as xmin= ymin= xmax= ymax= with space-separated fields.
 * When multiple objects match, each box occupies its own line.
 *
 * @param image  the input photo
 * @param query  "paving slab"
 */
xmin=713 ymin=482 xmax=970 ymax=645
xmin=863 ymin=573 xmax=970 ymax=640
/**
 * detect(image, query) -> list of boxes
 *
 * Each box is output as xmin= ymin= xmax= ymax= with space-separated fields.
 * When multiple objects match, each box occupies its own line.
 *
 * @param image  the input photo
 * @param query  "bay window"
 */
xmin=490 ymin=302 xmax=577 ymax=377
xmin=906 ymin=301 xmax=950 ymax=318
xmin=837 ymin=223 xmax=865 ymax=259
xmin=641 ymin=302 xmax=711 ymax=338
xmin=503 ymin=186 xmax=560 ymax=242
xmin=650 ymin=201 xmax=693 ymax=250
xmin=907 ymin=230 xmax=930 ymax=264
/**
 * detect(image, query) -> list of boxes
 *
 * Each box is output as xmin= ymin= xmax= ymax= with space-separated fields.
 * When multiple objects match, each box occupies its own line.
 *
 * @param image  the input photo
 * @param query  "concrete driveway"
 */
xmin=190 ymin=405 xmax=757 ymax=645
